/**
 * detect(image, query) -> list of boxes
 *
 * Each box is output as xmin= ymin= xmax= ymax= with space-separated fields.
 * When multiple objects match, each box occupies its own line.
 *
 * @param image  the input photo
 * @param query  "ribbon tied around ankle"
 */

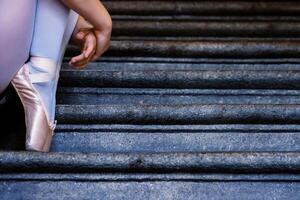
xmin=28 ymin=56 xmax=57 ymax=84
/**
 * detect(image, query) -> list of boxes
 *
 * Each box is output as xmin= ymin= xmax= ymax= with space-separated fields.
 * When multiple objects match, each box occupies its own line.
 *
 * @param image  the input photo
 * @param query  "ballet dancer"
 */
xmin=0 ymin=0 xmax=112 ymax=152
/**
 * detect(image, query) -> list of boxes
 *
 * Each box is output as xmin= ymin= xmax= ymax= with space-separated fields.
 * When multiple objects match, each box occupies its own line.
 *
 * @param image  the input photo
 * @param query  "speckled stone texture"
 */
xmin=1 ymin=0 xmax=300 ymax=199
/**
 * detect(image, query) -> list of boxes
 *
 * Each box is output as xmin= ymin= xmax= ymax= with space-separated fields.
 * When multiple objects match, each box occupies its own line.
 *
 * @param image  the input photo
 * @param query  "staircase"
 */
xmin=1 ymin=1 xmax=300 ymax=199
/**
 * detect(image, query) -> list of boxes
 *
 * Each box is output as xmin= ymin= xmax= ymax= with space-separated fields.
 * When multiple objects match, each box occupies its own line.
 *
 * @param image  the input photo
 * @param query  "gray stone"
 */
xmin=59 ymin=63 xmax=300 ymax=89
xmin=2 ymin=1 xmax=300 ymax=198
xmin=66 ymin=40 xmax=300 ymax=58
xmin=1 ymin=151 xmax=300 ymax=173
xmin=1 ymin=181 xmax=300 ymax=200
xmin=56 ymin=104 xmax=300 ymax=124
xmin=102 ymin=1 xmax=300 ymax=16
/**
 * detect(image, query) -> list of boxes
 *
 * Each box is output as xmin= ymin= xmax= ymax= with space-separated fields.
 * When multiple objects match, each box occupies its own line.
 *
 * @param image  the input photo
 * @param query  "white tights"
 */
xmin=0 ymin=0 xmax=78 ymax=123
xmin=29 ymin=0 xmax=78 ymax=122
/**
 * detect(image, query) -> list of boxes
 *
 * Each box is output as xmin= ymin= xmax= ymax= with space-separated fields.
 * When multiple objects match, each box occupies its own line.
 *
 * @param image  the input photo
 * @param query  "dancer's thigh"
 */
xmin=0 ymin=0 xmax=36 ymax=94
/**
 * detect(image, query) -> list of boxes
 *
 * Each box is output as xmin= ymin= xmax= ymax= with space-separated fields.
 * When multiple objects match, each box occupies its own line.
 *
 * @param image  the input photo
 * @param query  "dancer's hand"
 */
xmin=69 ymin=29 xmax=96 ymax=69
xmin=91 ymin=28 xmax=111 ymax=61
xmin=61 ymin=0 xmax=112 ymax=61
xmin=69 ymin=15 xmax=112 ymax=68
xmin=69 ymin=16 xmax=96 ymax=69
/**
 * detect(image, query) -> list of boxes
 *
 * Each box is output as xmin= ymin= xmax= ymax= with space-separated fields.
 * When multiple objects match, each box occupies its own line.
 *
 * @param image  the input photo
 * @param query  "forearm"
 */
xmin=61 ymin=0 xmax=112 ymax=33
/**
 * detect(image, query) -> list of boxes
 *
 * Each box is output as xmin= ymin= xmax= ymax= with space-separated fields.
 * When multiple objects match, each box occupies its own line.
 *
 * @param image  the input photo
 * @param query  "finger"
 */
xmin=91 ymin=42 xmax=109 ymax=61
xmin=71 ymin=57 xmax=88 ymax=67
xmin=86 ymin=49 xmax=96 ymax=64
xmin=69 ymin=53 xmax=86 ymax=65
xmin=70 ymin=29 xmax=98 ymax=68
xmin=72 ymin=48 xmax=96 ymax=69
xmin=72 ymin=60 xmax=88 ymax=69
xmin=70 ymin=33 xmax=96 ymax=66
xmin=71 ymin=54 xmax=91 ymax=67
xmin=91 ymin=37 xmax=105 ymax=61
xmin=70 ymin=39 xmax=91 ymax=64
xmin=84 ymin=34 xmax=97 ymax=58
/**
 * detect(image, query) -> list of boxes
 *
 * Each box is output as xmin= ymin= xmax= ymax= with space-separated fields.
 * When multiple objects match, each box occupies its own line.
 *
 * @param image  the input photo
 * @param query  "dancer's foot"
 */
xmin=11 ymin=57 xmax=58 ymax=152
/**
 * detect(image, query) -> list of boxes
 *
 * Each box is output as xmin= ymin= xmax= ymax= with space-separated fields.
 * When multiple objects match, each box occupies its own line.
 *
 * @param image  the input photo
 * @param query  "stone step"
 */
xmin=55 ymin=103 xmax=300 ymax=124
xmin=59 ymin=61 xmax=300 ymax=89
xmin=66 ymin=39 xmax=300 ymax=58
xmin=102 ymin=1 xmax=300 ymax=17
xmin=112 ymin=20 xmax=300 ymax=38
xmin=57 ymin=88 xmax=300 ymax=105
xmin=2 ymin=1 xmax=300 ymax=199
xmin=50 ymin=124 xmax=300 ymax=153
xmin=1 ymin=151 xmax=299 ymax=173
xmin=53 ymin=88 xmax=300 ymax=125
xmin=1 ymin=176 xmax=300 ymax=199
xmin=2 ymin=151 xmax=300 ymax=199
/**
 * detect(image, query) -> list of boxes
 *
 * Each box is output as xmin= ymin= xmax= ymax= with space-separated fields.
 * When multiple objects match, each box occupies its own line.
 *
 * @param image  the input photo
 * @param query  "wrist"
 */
xmin=94 ymin=15 xmax=112 ymax=34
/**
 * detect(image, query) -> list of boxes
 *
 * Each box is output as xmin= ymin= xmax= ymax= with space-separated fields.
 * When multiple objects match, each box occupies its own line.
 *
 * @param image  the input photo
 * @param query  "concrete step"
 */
xmin=66 ymin=39 xmax=300 ymax=58
xmin=59 ymin=61 xmax=300 ymax=89
xmin=57 ymin=88 xmax=300 ymax=105
xmin=112 ymin=20 xmax=300 ymax=38
xmin=102 ymin=1 xmax=300 ymax=17
xmin=1 ymin=151 xmax=300 ymax=199
xmin=55 ymin=88 xmax=300 ymax=124
xmin=50 ymin=124 xmax=300 ymax=153
xmin=2 ymin=1 xmax=300 ymax=199
xmin=1 ymin=151 xmax=299 ymax=173
xmin=55 ymin=103 xmax=300 ymax=124
xmin=1 ymin=177 xmax=300 ymax=199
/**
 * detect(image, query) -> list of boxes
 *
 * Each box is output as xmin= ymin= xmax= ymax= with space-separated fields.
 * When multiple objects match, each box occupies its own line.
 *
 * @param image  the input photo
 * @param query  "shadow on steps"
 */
xmin=0 ymin=84 xmax=25 ymax=151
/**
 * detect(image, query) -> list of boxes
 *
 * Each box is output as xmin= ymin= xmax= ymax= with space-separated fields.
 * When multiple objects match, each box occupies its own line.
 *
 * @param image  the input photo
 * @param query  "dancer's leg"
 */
xmin=29 ymin=0 xmax=78 ymax=122
xmin=9 ymin=0 xmax=78 ymax=152
xmin=29 ymin=0 xmax=70 ymax=122
xmin=0 ymin=0 xmax=36 ymax=94
xmin=31 ymin=0 xmax=69 ymax=60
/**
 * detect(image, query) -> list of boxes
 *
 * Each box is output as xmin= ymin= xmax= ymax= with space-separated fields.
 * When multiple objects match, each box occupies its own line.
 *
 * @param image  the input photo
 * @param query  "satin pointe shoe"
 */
xmin=11 ymin=57 xmax=57 ymax=152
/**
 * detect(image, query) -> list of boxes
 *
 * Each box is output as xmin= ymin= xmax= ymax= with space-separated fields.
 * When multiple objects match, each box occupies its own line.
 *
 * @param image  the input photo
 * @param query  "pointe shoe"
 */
xmin=11 ymin=57 xmax=57 ymax=152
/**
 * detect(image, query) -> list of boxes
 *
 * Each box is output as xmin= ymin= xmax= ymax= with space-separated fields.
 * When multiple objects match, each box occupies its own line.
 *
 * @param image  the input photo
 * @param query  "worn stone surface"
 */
xmin=1 ymin=181 xmax=300 ymax=200
xmin=59 ymin=62 xmax=300 ymax=89
xmin=51 ymin=129 xmax=300 ymax=153
xmin=2 ymin=172 xmax=300 ymax=181
xmin=1 ymin=1 xmax=300 ymax=198
xmin=57 ymin=88 xmax=300 ymax=105
xmin=1 ymin=151 xmax=300 ymax=173
xmin=56 ymin=104 xmax=300 ymax=124
xmin=112 ymin=20 xmax=300 ymax=37
xmin=66 ymin=40 xmax=300 ymax=58
xmin=102 ymin=1 xmax=300 ymax=16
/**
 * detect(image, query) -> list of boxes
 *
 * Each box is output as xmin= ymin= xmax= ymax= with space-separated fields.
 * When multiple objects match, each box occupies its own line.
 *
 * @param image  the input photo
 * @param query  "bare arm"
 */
xmin=61 ymin=0 xmax=112 ymax=33
xmin=61 ymin=0 xmax=112 ymax=60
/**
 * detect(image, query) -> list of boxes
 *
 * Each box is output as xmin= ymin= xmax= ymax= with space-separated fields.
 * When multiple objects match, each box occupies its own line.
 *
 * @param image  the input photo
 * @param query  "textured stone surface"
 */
xmin=59 ymin=62 xmax=300 ymax=89
xmin=1 ymin=1 xmax=300 ymax=198
xmin=102 ymin=1 xmax=300 ymax=16
xmin=1 ymin=181 xmax=300 ymax=200
xmin=112 ymin=20 xmax=300 ymax=37
xmin=56 ymin=104 xmax=300 ymax=124
xmin=51 ymin=128 xmax=300 ymax=153
xmin=57 ymin=88 xmax=300 ymax=105
xmin=1 ymin=151 xmax=300 ymax=173
xmin=2 ymin=172 xmax=300 ymax=181
xmin=67 ymin=40 xmax=300 ymax=58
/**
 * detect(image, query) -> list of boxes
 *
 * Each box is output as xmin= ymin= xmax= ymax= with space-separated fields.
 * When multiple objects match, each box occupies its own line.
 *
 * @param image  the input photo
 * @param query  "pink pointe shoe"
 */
xmin=11 ymin=57 xmax=57 ymax=152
